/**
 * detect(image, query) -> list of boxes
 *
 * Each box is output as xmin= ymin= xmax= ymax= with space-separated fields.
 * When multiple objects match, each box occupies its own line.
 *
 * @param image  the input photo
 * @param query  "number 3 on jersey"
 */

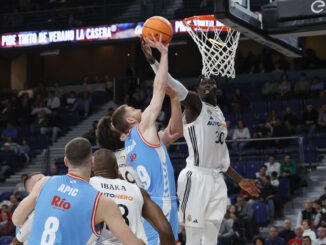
xmin=41 ymin=216 xmax=59 ymax=245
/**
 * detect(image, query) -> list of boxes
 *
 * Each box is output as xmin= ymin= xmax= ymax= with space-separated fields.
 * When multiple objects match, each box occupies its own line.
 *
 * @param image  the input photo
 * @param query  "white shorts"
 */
xmin=177 ymin=166 xmax=228 ymax=228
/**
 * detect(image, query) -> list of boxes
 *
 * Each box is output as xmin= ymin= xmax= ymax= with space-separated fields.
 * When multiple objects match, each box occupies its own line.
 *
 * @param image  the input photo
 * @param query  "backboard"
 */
xmin=214 ymin=0 xmax=303 ymax=57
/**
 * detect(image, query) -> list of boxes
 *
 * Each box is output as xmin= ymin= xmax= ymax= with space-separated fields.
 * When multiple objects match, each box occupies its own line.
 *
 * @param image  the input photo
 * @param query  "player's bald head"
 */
xmin=93 ymin=149 xmax=119 ymax=178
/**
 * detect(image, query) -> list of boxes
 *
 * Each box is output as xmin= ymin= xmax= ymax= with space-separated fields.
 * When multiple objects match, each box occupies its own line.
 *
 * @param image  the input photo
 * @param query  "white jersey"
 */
xmin=183 ymin=102 xmax=230 ymax=171
xmin=89 ymin=177 xmax=147 ymax=245
xmin=114 ymin=148 xmax=142 ymax=186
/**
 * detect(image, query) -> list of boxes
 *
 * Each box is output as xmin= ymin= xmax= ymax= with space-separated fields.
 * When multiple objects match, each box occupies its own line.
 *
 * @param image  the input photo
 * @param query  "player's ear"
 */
xmin=91 ymin=156 xmax=95 ymax=167
xmin=126 ymin=117 xmax=136 ymax=124
xmin=64 ymin=157 xmax=68 ymax=167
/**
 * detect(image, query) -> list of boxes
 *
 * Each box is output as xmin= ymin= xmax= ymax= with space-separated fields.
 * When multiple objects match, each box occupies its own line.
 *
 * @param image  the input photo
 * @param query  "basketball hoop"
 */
xmin=183 ymin=15 xmax=240 ymax=78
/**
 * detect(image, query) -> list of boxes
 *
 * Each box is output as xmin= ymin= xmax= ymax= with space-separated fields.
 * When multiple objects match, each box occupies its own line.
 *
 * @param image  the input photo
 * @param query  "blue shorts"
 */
xmin=143 ymin=197 xmax=179 ymax=245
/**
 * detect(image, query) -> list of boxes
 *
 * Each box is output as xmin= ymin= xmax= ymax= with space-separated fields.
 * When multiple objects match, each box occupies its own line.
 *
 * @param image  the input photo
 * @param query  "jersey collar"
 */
xmin=67 ymin=173 xmax=88 ymax=183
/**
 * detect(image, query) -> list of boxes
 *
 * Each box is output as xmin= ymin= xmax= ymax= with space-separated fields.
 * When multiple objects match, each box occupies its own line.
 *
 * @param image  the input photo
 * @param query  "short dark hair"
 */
xmin=314 ymin=199 xmax=322 ymax=206
xmin=271 ymin=171 xmax=278 ymax=177
xmin=111 ymin=105 xmax=130 ymax=135
xmin=93 ymin=149 xmax=118 ymax=177
xmin=270 ymin=226 xmax=278 ymax=231
xmin=65 ymin=137 xmax=92 ymax=166
xmin=253 ymin=237 xmax=265 ymax=245
xmin=23 ymin=172 xmax=43 ymax=190
xmin=96 ymin=116 xmax=124 ymax=151
xmin=260 ymin=165 xmax=267 ymax=169
xmin=302 ymin=236 xmax=311 ymax=242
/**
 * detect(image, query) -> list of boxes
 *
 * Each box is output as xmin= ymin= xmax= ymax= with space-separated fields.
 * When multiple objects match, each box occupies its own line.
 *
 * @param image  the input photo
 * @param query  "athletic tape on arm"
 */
xmin=150 ymin=60 xmax=188 ymax=101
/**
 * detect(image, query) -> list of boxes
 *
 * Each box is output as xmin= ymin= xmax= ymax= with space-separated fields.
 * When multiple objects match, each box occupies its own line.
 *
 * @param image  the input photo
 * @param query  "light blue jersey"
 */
xmin=28 ymin=174 xmax=102 ymax=245
xmin=125 ymin=125 xmax=178 ymax=244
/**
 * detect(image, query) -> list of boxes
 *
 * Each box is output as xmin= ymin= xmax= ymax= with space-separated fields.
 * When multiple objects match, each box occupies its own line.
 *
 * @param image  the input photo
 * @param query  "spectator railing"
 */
xmin=43 ymin=136 xmax=306 ymax=175
xmin=168 ymin=136 xmax=307 ymax=178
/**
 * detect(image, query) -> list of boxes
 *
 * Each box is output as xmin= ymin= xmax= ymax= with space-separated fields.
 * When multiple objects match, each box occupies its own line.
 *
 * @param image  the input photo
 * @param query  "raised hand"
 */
xmin=145 ymin=34 xmax=168 ymax=55
xmin=239 ymin=179 xmax=261 ymax=197
xmin=165 ymin=85 xmax=178 ymax=99
xmin=141 ymin=36 xmax=155 ymax=64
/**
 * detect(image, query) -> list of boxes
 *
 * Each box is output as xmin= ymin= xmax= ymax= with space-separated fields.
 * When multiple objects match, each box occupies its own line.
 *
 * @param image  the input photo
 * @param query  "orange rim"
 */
xmin=183 ymin=15 xmax=233 ymax=31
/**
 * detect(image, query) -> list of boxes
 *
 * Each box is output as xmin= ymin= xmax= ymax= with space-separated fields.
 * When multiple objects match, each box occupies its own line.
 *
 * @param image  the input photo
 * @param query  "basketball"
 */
xmin=142 ymin=16 xmax=173 ymax=45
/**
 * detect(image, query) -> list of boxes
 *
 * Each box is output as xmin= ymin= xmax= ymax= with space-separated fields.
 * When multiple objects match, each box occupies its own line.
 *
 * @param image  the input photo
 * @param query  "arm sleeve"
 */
xmin=150 ymin=60 xmax=188 ymax=101
xmin=16 ymin=211 xmax=34 ymax=242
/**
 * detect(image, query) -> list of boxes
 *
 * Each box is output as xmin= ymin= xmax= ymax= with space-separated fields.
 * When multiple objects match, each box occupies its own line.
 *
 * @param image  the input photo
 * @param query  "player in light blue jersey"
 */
xmin=12 ymin=137 xmax=145 ymax=245
xmin=111 ymin=36 xmax=183 ymax=244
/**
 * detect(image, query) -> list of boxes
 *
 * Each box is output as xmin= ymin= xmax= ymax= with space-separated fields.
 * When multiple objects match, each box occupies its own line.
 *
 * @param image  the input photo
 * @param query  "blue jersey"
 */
xmin=28 ymin=174 xmax=102 ymax=245
xmin=125 ymin=125 xmax=176 ymax=198
xmin=125 ymin=125 xmax=178 ymax=243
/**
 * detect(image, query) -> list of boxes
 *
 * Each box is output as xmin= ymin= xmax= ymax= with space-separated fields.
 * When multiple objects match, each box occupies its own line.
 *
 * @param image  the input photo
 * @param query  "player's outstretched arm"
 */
xmin=139 ymin=36 xmax=168 ymax=137
xmin=12 ymin=177 xmax=48 ymax=226
xmin=159 ymin=86 xmax=183 ymax=146
xmin=225 ymin=167 xmax=261 ymax=197
xmin=96 ymin=195 xmax=145 ymax=245
xmin=140 ymin=188 xmax=175 ymax=245
xmin=141 ymin=37 xmax=202 ymax=116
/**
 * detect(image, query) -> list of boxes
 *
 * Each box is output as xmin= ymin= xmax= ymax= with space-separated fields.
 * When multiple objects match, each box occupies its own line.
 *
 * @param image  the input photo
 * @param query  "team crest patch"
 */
xmin=187 ymin=214 xmax=192 ymax=222
xmin=207 ymin=108 xmax=212 ymax=115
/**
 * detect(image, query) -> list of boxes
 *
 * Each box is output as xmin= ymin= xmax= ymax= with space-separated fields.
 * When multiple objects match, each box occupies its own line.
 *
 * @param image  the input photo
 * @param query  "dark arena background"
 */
xmin=0 ymin=0 xmax=326 ymax=244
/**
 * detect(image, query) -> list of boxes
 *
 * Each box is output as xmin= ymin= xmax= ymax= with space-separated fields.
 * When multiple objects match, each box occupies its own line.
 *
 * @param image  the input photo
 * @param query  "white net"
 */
xmin=183 ymin=16 xmax=240 ymax=78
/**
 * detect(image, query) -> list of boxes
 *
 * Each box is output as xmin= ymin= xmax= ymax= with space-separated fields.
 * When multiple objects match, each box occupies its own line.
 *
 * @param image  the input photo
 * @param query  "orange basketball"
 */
xmin=142 ymin=16 xmax=173 ymax=45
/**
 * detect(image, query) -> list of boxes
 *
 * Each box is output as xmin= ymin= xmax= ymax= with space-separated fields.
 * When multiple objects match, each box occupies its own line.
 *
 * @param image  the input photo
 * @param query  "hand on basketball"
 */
xmin=145 ymin=34 xmax=168 ymax=55
xmin=141 ymin=36 xmax=155 ymax=64
xmin=239 ymin=179 xmax=261 ymax=197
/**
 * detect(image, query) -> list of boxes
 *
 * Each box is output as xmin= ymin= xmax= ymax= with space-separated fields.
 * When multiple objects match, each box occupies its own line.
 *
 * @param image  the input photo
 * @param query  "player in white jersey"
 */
xmin=90 ymin=148 xmax=175 ymax=245
xmin=141 ymin=38 xmax=260 ymax=245
xmin=10 ymin=173 xmax=44 ymax=245
xmin=95 ymin=116 xmax=141 ymax=186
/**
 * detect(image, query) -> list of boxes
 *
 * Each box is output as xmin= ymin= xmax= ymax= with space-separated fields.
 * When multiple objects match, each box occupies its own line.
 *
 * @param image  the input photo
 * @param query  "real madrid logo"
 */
xmin=207 ymin=108 xmax=212 ymax=115
xmin=187 ymin=214 xmax=192 ymax=222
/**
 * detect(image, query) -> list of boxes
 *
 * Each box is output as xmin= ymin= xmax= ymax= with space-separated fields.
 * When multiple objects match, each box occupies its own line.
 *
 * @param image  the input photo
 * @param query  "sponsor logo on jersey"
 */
xmin=129 ymin=153 xmax=137 ymax=164
xmin=51 ymin=195 xmax=71 ymax=210
xmin=57 ymin=184 xmax=79 ymax=196
xmin=100 ymin=183 xmax=126 ymax=191
xmin=207 ymin=120 xmax=222 ymax=126
xmin=207 ymin=119 xmax=227 ymax=128
xmin=103 ymin=192 xmax=134 ymax=201
xmin=207 ymin=108 xmax=212 ymax=115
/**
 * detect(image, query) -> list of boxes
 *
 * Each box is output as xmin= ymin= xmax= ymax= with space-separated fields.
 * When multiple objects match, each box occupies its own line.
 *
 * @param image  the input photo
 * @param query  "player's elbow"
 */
xmin=12 ymin=211 xmax=23 ymax=226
